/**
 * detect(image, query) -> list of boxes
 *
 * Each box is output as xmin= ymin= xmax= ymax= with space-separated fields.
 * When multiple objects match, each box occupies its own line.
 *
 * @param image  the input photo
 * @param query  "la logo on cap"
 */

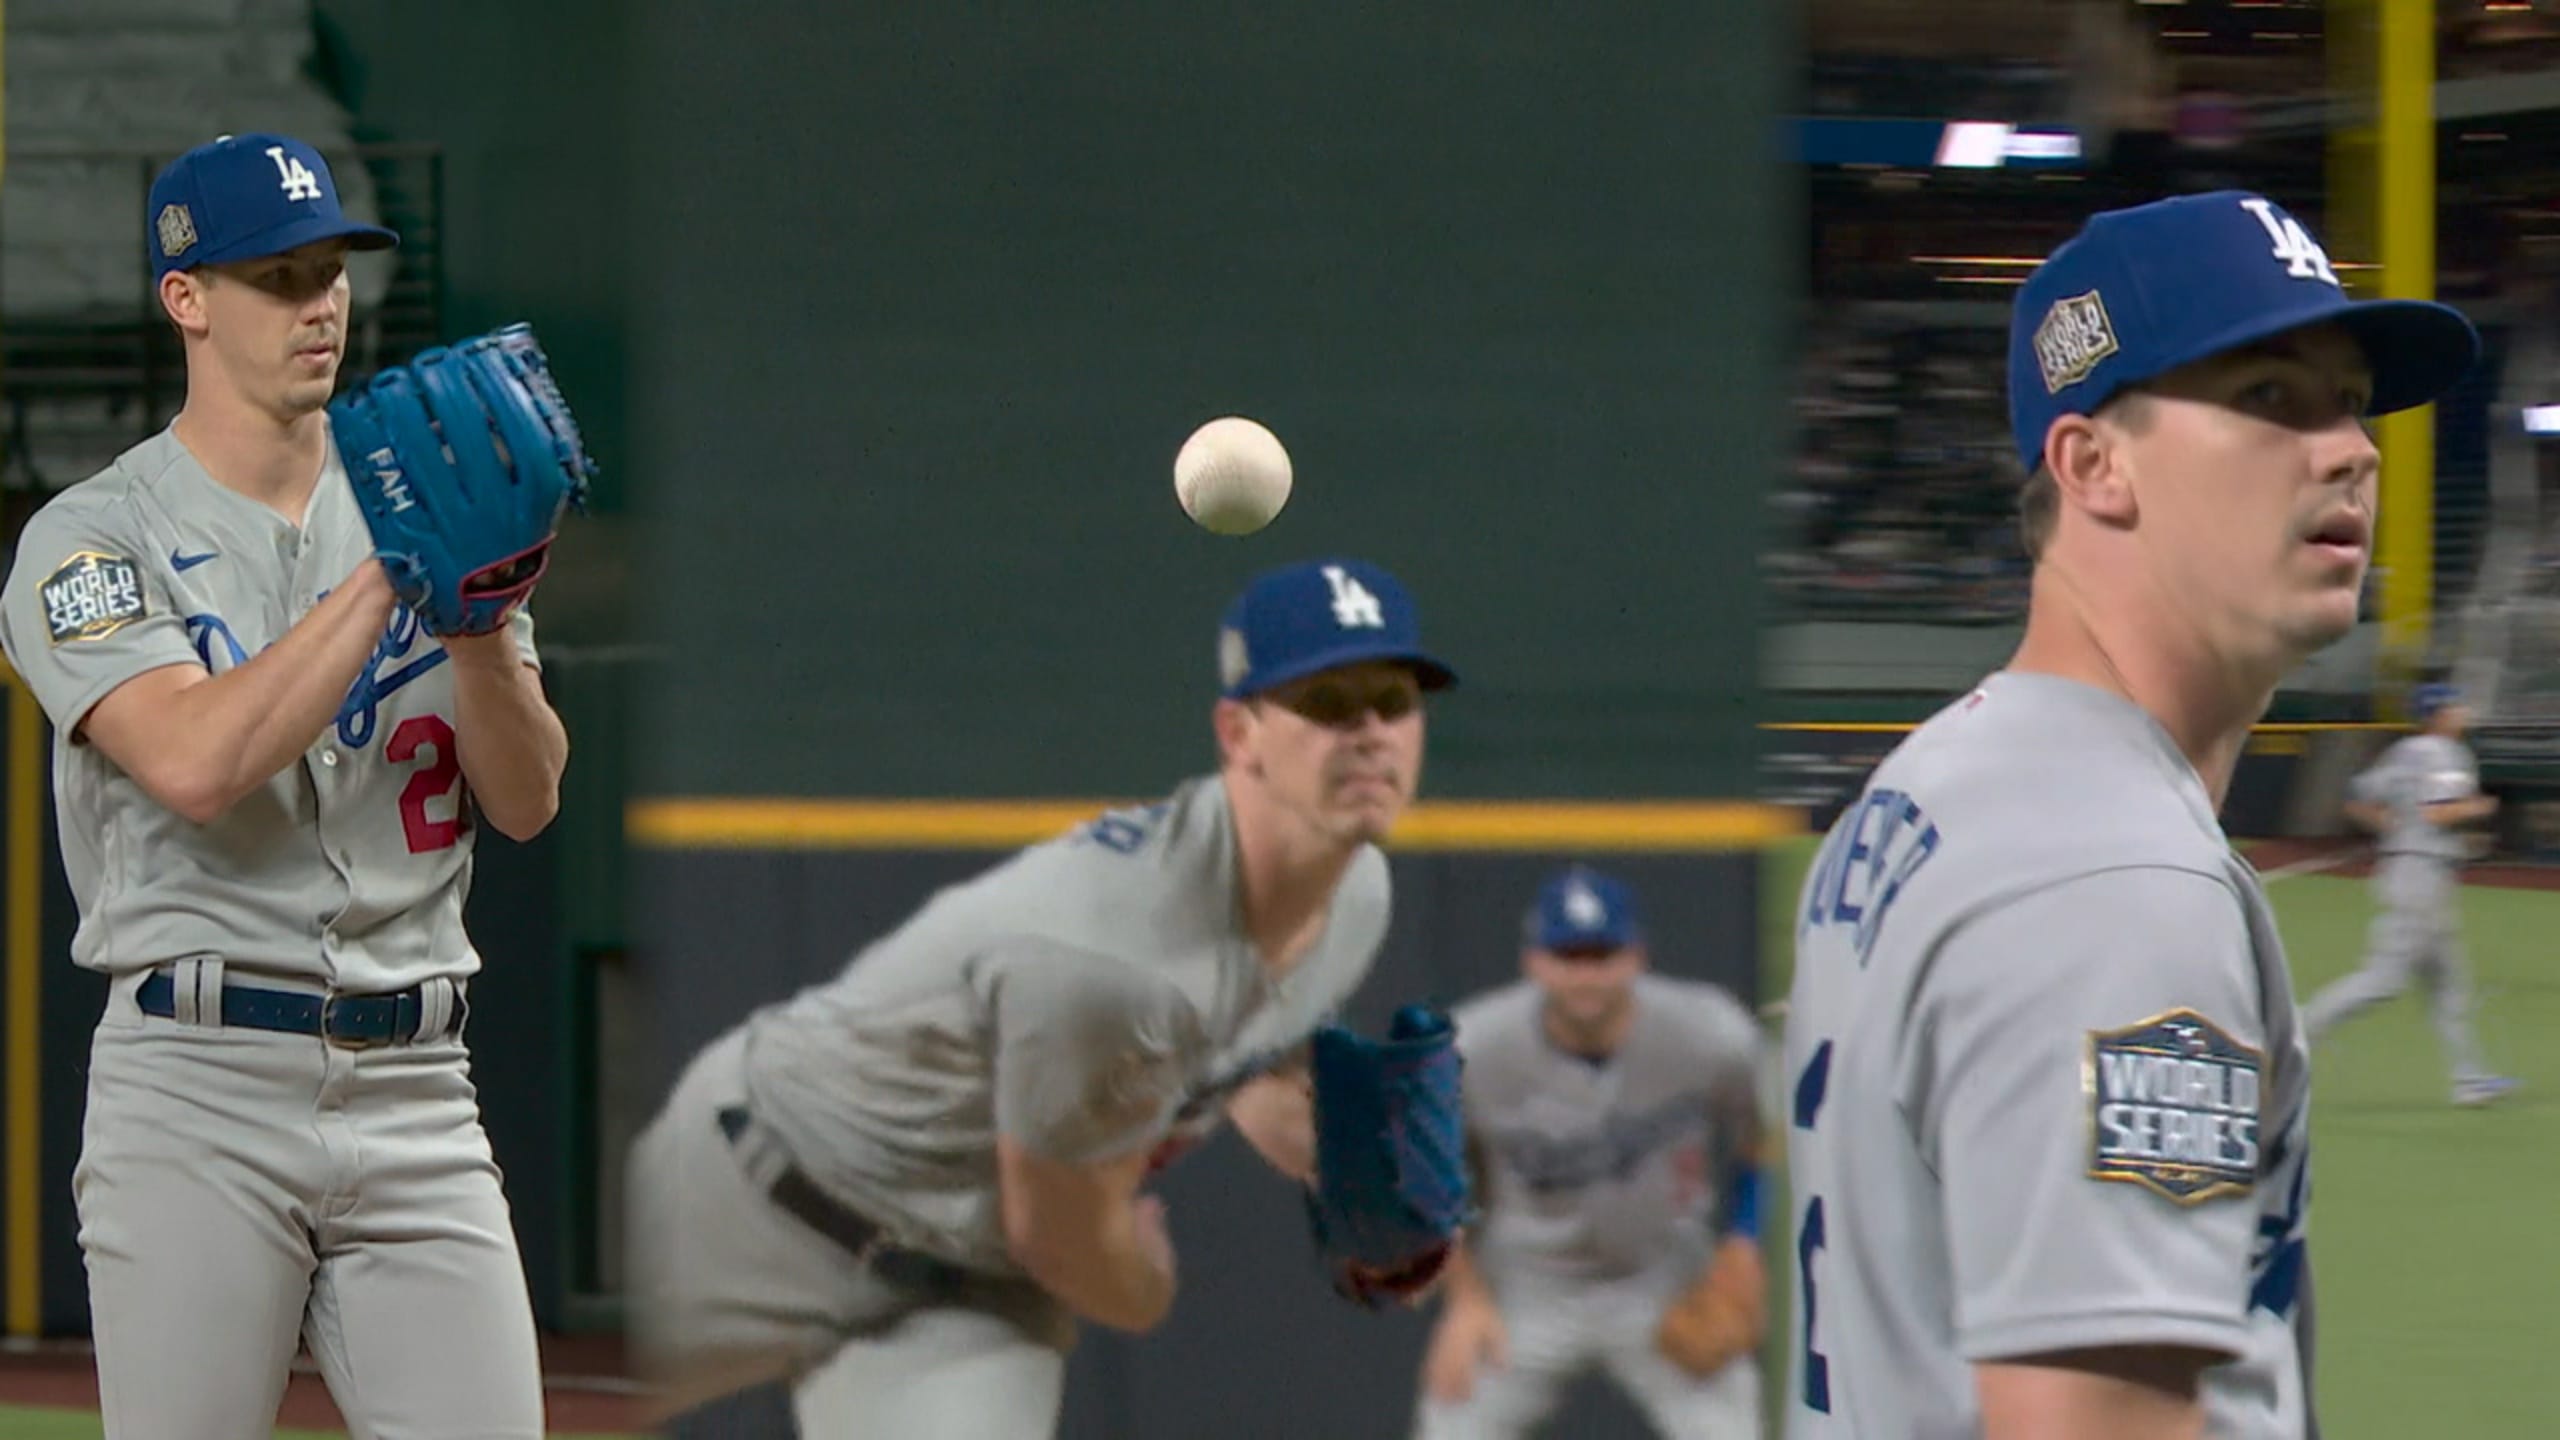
xmin=1322 ymin=564 xmax=1384 ymax=630
xmin=2035 ymin=290 xmax=2119 ymax=394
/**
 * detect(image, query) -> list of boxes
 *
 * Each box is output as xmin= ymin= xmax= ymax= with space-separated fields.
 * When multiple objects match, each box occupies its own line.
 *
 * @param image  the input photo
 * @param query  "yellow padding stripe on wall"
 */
xmin=626 ymin=798 xmax=1806 ymax=852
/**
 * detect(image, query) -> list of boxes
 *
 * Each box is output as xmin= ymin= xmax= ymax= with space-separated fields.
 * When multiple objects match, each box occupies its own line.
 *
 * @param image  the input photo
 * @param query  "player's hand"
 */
xmin=1422 ymin=1295 xmax=1508 ymax=1404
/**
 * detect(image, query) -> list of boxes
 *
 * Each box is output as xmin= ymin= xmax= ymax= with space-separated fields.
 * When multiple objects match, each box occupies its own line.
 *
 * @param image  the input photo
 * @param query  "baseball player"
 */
xmin=625 ymin=557 xmax=1460 ymax=1437
xmin=1414 ymin=865 xmax=1769 ymax=1440
xmin=0 ymin=134 xmax=568 ymax=1438
xmin=2301 ymin=681 xmax=2520 ymax=1106
xmin=1781 ymin=191 xmax=2480 ymax=1439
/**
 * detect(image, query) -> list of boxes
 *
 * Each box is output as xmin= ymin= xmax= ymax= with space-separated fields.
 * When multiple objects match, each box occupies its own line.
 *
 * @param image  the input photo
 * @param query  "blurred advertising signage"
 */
xmin=1798 ymin=117 xmax=2084 ymax=169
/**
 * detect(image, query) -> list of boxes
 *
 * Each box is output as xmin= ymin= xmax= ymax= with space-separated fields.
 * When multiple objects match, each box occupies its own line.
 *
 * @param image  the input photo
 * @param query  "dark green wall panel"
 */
xmin=623 ymin=1 xmax=1795 ymax=799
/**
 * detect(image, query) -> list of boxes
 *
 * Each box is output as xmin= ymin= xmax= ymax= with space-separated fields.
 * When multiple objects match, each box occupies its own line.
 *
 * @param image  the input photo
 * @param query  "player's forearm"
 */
xmin=445 ymin=630 xmax=566 ymax=841
xmin=1976 ymin=1348 xmax=2211 ymax=1440
xmin=1226 ymin=1068 xmax=1317 ymax=1183
xmin=1436 ymin=1235 xmax=1494 ymax=1311
xmin=2420 ymin=796 xmax=2494 ymax=827
xmin=152 ymin=562 xmax=396 ymax=823
xmin=1013 ymin=1204 xmax=1177 ymax=1334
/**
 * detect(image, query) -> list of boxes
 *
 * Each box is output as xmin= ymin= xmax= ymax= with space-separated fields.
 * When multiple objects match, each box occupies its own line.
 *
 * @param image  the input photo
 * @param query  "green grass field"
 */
xmin=1755 ymin=836 xmax=2560 ymax=1436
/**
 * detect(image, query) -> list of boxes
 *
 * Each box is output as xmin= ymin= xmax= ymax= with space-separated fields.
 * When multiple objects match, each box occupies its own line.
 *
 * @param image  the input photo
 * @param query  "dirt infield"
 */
xmin=0 ymin=1331 xmax=643 ymax=1434
xmin=2240 ymin=836 xmax=2560 ymax=892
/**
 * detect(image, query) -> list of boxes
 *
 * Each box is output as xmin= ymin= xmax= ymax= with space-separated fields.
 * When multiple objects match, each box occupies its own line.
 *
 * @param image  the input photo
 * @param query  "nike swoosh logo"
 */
xmin=171 ymin=550 xmax=218 ymax=572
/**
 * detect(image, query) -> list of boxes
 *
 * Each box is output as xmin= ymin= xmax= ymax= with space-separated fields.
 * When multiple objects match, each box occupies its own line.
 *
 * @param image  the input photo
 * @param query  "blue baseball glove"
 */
xmin=1303 ymin=1003 xmax=1474 ymax=1308
xmin=330 ymin=322 xmax=596 ymax=637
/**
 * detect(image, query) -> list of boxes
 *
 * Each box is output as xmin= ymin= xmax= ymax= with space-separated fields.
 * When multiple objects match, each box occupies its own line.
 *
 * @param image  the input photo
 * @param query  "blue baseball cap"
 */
xmin=2008 ymin=190 xmax=2479 ymax=471
xmin=1216 ymin=557 xmax=1458 ymax=699
xmin=2413 ymin=682 xmax=2463 ymax=722
xmin=147 ymin=133 xmax=399 ymax=281
xmin=1526 ymin=865 xmax=1641 ymax=953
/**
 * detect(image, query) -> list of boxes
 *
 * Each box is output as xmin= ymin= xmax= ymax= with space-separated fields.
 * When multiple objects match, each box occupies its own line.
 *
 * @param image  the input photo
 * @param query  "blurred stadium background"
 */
xmin=0 ymin=0 xmax=2552 ymax=1436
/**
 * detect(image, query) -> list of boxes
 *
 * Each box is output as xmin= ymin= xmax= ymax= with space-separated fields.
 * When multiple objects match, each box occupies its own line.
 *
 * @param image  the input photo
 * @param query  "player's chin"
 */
xmin=1328 ymin=792 xmax=1410 ymax=843
xmin=2278 ymin=585 xmax=2363 ymax=651
xmin=279 ymin=375 xmax=337 ymax=416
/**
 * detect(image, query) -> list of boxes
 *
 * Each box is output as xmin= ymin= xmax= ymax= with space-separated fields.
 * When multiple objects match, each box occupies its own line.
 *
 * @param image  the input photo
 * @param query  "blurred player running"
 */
xmin=2303 ymin=681 xmax=2520 ymax=1106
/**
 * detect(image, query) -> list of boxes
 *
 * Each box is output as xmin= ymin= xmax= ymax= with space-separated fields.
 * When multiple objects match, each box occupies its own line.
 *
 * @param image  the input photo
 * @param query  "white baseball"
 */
xmin=1173 ymin=416 xmax=1292 ymax=535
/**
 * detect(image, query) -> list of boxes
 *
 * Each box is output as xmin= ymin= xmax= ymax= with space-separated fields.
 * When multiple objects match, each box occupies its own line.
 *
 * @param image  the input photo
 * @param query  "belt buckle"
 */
xmin=318 ymin=994 xmax=387 ymax=1051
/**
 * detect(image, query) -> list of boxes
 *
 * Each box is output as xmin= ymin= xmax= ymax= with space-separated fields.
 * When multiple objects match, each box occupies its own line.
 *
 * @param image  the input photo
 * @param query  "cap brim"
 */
xmin=1229 ymin=643 xmax=1459 ymax=698
xmin=1539 ymin=929 xmax=1638 ymax=953
xmin=2158 ymin=294 xmax=2480 ymax=419
xmin=2333 ymin=299 xmax=2481 ymax=416
xmin=192 ymin=214 xmax=401 ymax=269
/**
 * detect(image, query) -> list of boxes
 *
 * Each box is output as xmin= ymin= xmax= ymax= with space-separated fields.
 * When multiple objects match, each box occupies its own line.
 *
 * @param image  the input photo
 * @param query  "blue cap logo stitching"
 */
xmin=1322 ymin=564 xmax=1385 ymax=630
xmin=1562 ymin=879 xmax=1606 ymax=929
xmin=2034 ymin=291 xmax=2118 ymax=395
xmin=266 ymin=145 xmax=324 ymax=201
xmin=2238 ymin=198 xmax=2339 ymax=286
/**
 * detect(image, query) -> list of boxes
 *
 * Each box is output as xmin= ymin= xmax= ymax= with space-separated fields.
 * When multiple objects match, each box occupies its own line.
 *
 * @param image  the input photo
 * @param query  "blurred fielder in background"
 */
xmin=1415 ymin=865 xmax=1768 ymax=1440
xmin=626 ymin=557 xmax=1466 ymax=1438
xmin=2301 ymin=681 xmax=2520 ymax=1106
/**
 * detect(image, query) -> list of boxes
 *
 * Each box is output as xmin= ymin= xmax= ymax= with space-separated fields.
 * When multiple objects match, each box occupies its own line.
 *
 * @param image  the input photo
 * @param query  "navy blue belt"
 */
xmin=717 ymin=1105 xmax=971 ymax=1292
xmin=136 ymin=970 xmax=465 ymax=1050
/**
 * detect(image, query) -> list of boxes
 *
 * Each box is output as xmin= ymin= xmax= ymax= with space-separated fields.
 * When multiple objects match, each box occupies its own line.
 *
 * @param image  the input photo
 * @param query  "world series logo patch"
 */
xmin=40 ymin=551 xmax=146 ymax=645
xmin=2034 ymin=290 xmax=2118 ymax=395
xmin=2085 ymin=1008 xmax=2261 ymax=1204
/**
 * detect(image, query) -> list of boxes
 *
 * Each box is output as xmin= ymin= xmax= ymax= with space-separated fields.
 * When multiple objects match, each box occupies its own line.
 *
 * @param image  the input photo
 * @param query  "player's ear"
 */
xmin=2044 ymin=413 xmax=2137 ymax=529
xmin=1212 ymin=697 xmax=1255 ymax=771
xmin=158 ymin=270 xmax=210 ymax=337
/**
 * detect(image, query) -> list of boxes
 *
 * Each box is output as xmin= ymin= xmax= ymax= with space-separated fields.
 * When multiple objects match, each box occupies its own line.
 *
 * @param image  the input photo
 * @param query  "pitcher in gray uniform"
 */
xmin=1415 ymin=865 xmax=1768 ymax=1440
xmin=2302 ymin=682 xmax=2519 ymax=1106
xmin=625 ymin=556 xmax=1459 ymax=1437
xmin=0 ymin=134 xmax=568 ymax=1438
xmin=1782 ymin=191 xmax=2479 ymax=1439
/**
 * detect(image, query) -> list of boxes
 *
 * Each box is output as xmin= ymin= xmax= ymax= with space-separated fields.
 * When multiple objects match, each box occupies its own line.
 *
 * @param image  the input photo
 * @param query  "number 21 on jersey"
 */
xmin=391 ymin=715 xmax=466 ymax=853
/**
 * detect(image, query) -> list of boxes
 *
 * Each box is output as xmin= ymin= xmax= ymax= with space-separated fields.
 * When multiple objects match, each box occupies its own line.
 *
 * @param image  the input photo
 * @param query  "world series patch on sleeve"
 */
xmin=2085 ymin=1007 xmax=2261 ymax=1203
xmin=41 ymin=551 xmax=146 ymax=644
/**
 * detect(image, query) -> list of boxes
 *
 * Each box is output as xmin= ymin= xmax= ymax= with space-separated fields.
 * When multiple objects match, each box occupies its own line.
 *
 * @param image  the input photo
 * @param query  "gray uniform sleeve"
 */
xmin=2346 ymin=744 xmax=2407 ymax=810
xmin=0 ymin=499 xmax=199 ymax=735
xmin=1903 ymin=866 xmax=2269 ymax=1364
xmin=988 ymin=944 xmax=1205 ymax=1166
xmin=1676 ymin=985 xmax=1768 ymax=1156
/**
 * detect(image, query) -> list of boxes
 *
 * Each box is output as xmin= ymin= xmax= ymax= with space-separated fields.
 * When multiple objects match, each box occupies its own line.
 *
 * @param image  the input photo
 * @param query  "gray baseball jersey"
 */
xmin=1454 ymin=974 xmax=1763 ymax=1282
xmin=737 ymin=772 xmax=1391 ymax=1275
xmin=1782 ymin=671 xmax=2314 ymax=1440
xmin=2351 ymin=733 xmax=2477 ymax=862
xmin=0 ymin=426 xmax=539 ymax=991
